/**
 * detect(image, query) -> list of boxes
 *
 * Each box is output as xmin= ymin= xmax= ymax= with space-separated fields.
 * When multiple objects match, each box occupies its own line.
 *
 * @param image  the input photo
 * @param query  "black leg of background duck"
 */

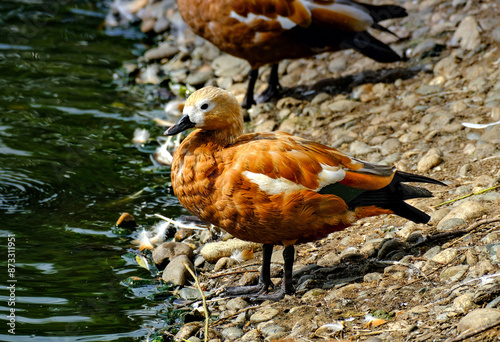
xmin=242 ymin=68 xmax=259 ymax=109
xmin=256 ymin=63 xmax=281 ymax=104
xmin=224 ymin=243 xmax=274 ymax=296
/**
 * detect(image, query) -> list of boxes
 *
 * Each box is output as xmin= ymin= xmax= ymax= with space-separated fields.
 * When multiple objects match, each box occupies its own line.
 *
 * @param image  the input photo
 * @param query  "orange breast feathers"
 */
xmin=170 ymin=130 xmax=395 ymax=244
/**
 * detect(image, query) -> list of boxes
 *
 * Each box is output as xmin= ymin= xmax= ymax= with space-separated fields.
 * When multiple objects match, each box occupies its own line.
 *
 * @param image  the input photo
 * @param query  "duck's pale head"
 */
xmin=165 ymin=87 xmax=244 ymax=139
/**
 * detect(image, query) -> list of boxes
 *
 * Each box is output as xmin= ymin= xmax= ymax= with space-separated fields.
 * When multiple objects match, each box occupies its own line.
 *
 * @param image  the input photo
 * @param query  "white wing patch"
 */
xmin=242 ymin=171 xmax=308 ymax=195
xmin=243 ymin=163 xmax=346 ymax=196
xmin=229 ymin=11 xmax=297 ymax=30
xmin=317 ymin=164 xmax=346 ymax=188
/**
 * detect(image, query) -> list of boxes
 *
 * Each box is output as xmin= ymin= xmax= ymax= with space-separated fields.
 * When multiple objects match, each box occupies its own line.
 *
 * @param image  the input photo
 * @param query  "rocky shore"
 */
xmin=109 ymin=0 xmax=500 ymax=341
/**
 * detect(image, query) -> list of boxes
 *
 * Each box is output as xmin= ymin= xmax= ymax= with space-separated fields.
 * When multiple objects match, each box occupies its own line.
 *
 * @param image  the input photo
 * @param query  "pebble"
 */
xmin=417 ymin=148 xmax=443 ymax=173
xmin=380 ymin=138 xmax=402 ymax=155
xmin=162 ymin=255 xmax=194 ymax=286
xmin=212 ymin=54 xmax=250 ymax=78
xmin=221 ymin=326 xmax=244 ymax=341
xmin=259 ymin=322 xmax=287 ymax=337
xmin=175 ymin=322 xmax=203 ymax=341
xmin=349 ymin=141 xmax=373 ymax=155
xmin=450 ymin=16 xmax=481 ymax=50
xmin=153 ymin=241 xmax=194 ymax=268
xmin=237 ymin=329 xmax=261 ymax=342
xmin=225 ymin=297 xmax=249 ymax=311
xmin=144 ymin=44 xmax=179 ymax=61
xmin=439 ymin=265 xmax=468 ymax=283
xmin=201 ymin=239 xmax=260 ymax=263
xmin=452 ymin=293 xmax=475 ymax=312
xmin=439 ymin=200 xmax=489 ymax=223
xmin=249 ymin=307 xmax=279 ymax=323
xmin=302 ymin=288 xmax=327 ymax=300
xmin=327 ymin=99 xmax=360 ymax=113
xmin=433 ymin=248 xmax=458 ymax=264
xmin=364 ymin=272 xmax=383 ymax=282
xmin=457 ymin=308 xmax=500 ymax=333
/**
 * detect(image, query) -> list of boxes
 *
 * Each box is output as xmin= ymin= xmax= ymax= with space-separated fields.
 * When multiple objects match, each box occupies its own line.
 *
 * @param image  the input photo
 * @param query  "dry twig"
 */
xmin=182 ymin=261 xmax=209 ymax=342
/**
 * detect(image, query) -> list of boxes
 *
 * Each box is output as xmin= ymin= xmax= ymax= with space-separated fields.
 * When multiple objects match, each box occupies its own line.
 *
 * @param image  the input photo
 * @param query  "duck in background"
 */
xmin=178 ymin=0 xmax=408 ymax=107
xmin=164 ymin=86 xmax=446 ymax=301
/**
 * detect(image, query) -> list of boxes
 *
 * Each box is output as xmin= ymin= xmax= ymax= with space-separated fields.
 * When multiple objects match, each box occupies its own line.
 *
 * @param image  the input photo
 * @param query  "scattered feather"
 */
xmin=230 ymin=249 xmax=254 ymax=262
xmin=364 ymin=314 xmax=388 ymax=328
xmin=136 ymin=229 xmax=154 ymax=251
xmin=313 ymin=322 xmax=344 ymax=338
xmin=150 ymin=221 xmax=170 ymax=245
xmin=116 ymin=212 xmax=137 ymax=228
xmin=133 ymin=128 xmax=150 ymax=144
xmin=462 ymin=120 xmax=500 ymax=129
xmin=164 ymin=99 xmax=185 ymax=117
xmin=153 ymin=140 xmax=174 ymax=165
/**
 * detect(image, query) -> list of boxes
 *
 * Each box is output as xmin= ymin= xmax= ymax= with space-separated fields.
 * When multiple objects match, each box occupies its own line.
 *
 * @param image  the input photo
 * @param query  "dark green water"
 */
xmin=0 ymin=1 xmax=183 ymax=340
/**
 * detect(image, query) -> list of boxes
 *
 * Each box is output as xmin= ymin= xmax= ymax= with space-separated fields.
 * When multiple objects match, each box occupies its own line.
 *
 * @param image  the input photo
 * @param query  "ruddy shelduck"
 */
xmin=165 ymin=86 xmax=445 ymax=300
xmin=178 ymin=0 xmax=408 ymax=107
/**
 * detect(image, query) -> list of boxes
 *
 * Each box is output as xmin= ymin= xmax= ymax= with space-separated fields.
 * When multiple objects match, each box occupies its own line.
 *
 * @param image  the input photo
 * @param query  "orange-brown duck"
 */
xmin=165 ymin=86 xmax=445 ymax=300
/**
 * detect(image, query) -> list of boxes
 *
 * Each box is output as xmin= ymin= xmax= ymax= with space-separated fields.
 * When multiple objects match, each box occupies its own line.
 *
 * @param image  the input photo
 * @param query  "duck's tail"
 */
xmin=347 ymin=171 xmax=446 ymax=224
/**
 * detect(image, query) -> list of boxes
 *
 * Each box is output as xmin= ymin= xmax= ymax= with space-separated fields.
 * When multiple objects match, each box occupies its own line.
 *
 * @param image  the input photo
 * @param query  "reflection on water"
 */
xmin=0 ymin=0 xmax=183 ymax=340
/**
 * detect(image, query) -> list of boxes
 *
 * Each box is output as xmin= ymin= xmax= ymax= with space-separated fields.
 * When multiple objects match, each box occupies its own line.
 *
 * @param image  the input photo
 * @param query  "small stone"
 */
xmin=327 ymin=100 xmax=359 ymax=113
xmin=226 ymin=297 xmax=249 ymax=310
xmin=175 ymin=228 xmax=194 ymax=241
xmin=473 ymin=175 xmax=494 ymax=188
xmin=238 ymin=329 xmax=261 ymax=342
xmin=153 ymin=242 xmax=194 ymax=268
xmin=302 ymin=288 xmax=327 ymax=300
xmin=213 ymin=256 xmax=237 ymax=271
xmin=457 ymin=308 xmax=500 ymax=333
xmin=417 ymin=148 xmax=443 ymax=173
xmin=186 ymin=67 xmax=214 ymax=86
xmin=259 ymin=323 xmax=287 ymax=337
xmin=249 ymin=307 xmax=279 ymax=323
xmin=380 ymin=138 xmax=401 ymax=155
xmin=439 ymin=265 xmax=468 ymax=283
xmin=440 ymin=200 xmax=489 ymax=222
xmin=328 ymin=56 xmax=347 ymax=73
xmin=433 ymin=248 xmax=458 ymax=264
xmin=162 ymin=255 xmax=194 ymax=286
xmin=416 ymin=84 xmax=444 ymax=95
xmin=144 ymin=44 xmax=179 ymax=61
xmin=423 ymin=246 xmax=441 ymax=259
xmin=350 ymin=141 xmax=373 ymax=155
xmin=221 ymin=326 xmax=244 ymax=341
xmin=493 ymin=27 xmax=500 ymax=44
xmin=201 ymin=239 xmax=261 ymax=263
xmin=459 ymin=164 xmax=472 ymax=177
xmin=437 ymin=218 xmax=466 ymax=232
xmin=452 ymin=293 xmax=475 ymax=312
xmin=175 ymin=322 xmax=203 ymax=341
xmin=212 ymin=54 xmax=250 ymax=78
xmin=434 ymin=55 xmax=458 ymax=79
xmin=450 ymin=16 xmax=481 ymax=51
xmin=429 ymin=208 xmax=451 ymax=225
xmin=364 ymin=272 xmax=383 ymax=282
xmin=482 ymin=232 xmax=500 ymax=245
xmin=474 ymin=260 xmax=495 ymax=277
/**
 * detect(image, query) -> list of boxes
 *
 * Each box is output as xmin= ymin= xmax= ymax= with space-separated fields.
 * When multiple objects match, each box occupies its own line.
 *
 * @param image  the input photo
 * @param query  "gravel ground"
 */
xmin=108 ymin=0 xmax=500 ymax=341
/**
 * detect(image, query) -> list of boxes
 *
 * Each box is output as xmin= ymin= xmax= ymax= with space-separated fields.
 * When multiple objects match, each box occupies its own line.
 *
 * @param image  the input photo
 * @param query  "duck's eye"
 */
xmin=200 ymin=103 xmax=209 ymax=110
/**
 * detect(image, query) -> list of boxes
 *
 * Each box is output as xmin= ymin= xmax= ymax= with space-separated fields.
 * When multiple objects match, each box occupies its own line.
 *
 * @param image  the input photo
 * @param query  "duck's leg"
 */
xmin=241 ymin=68 xmax=259 ymax=109
xmin=256 ymin=63 xmax=282 ymax=103
xmin=224 ymin=244 xmax=274 ymax=296
xmin=249 ymin=244 xmax=295 ymax=302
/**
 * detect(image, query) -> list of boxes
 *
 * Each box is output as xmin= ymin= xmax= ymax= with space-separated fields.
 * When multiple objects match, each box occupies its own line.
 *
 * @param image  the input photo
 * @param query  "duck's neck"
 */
xmin=200 ymin=120 xmax=243 ymax=147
